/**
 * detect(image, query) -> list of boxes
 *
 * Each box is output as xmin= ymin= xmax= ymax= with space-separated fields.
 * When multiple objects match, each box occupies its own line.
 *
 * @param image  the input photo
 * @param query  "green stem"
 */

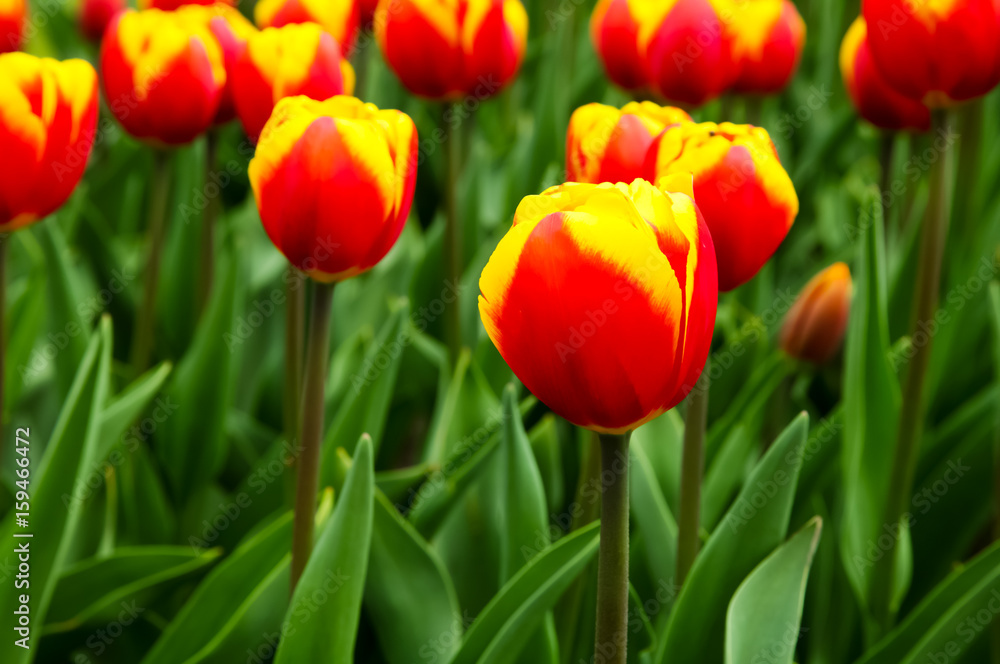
xmin=198 ymin=130 xmax=219 ymax=315
xmin=284 ymin=267 xmax=306 ymax=507
xmin=871 ymin=109 xmax=953 ymax=634
xmin=289 ymin=280 xmax=335 ymax=593
xmin=442 ymin=102 xmax=463 ymax=367
xmin=744 ymin=96 xmax=762 ymax=127
xmin=594 ymin=431 xmax=630 ymax=664
xmin=131 ymin=150 xmax=171 ymax=373
xmin=677 ymin=361 xmax=709 ymax=586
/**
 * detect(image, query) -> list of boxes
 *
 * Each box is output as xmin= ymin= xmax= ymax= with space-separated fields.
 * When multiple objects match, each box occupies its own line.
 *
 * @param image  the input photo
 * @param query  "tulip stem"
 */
xmin=442 ymin=102 xmax=463 ymax=366
xmin=595 ymin=431 xmax=630 ymax=664
xmin=198 ymin=130 xmax=219 ymax=315
xmin=871 ymin=108 xmax=953 ymax=635
xmin=284 ymin=267 xmax=306 ymax=507
xmin=131 ymin=150 xmax=171 ymax=373
xmin=290 ymin=280 xmax=335 ymax=594
xmin=677 ymin=361 xmax=709 ymax=587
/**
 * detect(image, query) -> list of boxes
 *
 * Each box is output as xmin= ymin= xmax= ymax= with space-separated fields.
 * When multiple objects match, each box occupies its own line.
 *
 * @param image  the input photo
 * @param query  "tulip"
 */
xmin=862 ymin=0 xmax=1000 ymax=106
xmin=232 ymin=24 xmax=355 ymax=141
xmin=779 ymin=263 xmax=852 ymax=363
xmin=375 ymin=0 xmax=528 ymax=100
xmin=645 ymin=122 xmax=798 ymax=291
xmin=730 ymin=0 xmax=806 ymax=94
xmin=0 ymin=0 xmax=25 ymax=53
xmin=590 ymin=0 xmax=649 ymax=92
xmin=566 ymin=101 xmax=691 ymax=185
xmin=101 ymin=8 xmax=226 ymax=145
xmin=254 ymin=0 xmax=359 ymax=57
xmin=840 ymin=17 xmax=929 ymax=132
xmin=359 ymin=0 xmax=378 ymax=27
xmin=140 ymin=0 xmax=233 ymax=9
xmin=80 ymin=0 xmax=125 ymax=42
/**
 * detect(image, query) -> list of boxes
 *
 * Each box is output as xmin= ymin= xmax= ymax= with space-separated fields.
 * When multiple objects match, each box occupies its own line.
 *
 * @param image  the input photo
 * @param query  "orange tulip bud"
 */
xmin=479 ymin=178 xmax=718 ymax=434
xmin=376 ymin=0 xmax=528 ymax=100
xmin=79 ymin=0 xmax=125 ymax=42
xmin=0 ymin=0 xmax=26 ymax=53
xmin=231 ymin=24 xmax=355 ymax=142
xmin=840 ymin=17 xmax=930 ymax=132
xmin=780 ymin=262 xmax=852 ymax=363
xmin=590 ymin=0 xmax=650 ymax=91
xmin=566 ymin=101 xmax=691 ymax=185
xmin=139 ymin=0 xmax=233 ymax=9
xmin=730 ymin=0 xmax=806 ymax=94
xmin=862 ymin=0 xmax=1000 ymax=106
xmin=101 ymin=9 xmax=226 ymax=145
xmin=0 ymin=53 xmax=99 ymax=232
xmin=645 ymin=122 xmax=798 ymax=292
xmin=249 ymin=96 xmax=418 ymax=282
xmin=254 ymin=0 xmax=359 ymax=56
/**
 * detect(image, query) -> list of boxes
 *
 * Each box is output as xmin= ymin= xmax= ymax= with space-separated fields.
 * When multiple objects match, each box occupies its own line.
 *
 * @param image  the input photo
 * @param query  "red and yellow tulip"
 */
xmin=0 ymin=0 xmax=26 ymax=53
xmin=101 ymin=8 xmax=226 ymax=145
xmin=80 ymin=0 xmax=125 ymax=42
xmin=729 ymin=0 xmax=805 ymax=94
xmin=780 ymin=262 xmax=852 ymax=364
xmin=645 ymin=122 xmax=798 ymax=292
xmin=376 ymin=0 xmax=528 ymax=100
xmin=479 ymin=177 xmax=718 ymax=433
xmin=840 ymin=17 xmax=930 ymax=132
xmin=249 ymin=95 xmax=418 ymax=282
xmin=589 ymin=0 xmax=649 ymax=92
xmin=359 ymin=0 xmax=378 ymax=27
xmin=566 ymin=101 xmax=691 ymax=185
xmin=232 ymin=24 xmax=355 ymax=141
xmin=0 ymin=53 xmax=100 ymax=232
xmin=862 ymin=0 xmax=1000 ymax=106
xmin=255 ymin=0 xmax=359 ymax=56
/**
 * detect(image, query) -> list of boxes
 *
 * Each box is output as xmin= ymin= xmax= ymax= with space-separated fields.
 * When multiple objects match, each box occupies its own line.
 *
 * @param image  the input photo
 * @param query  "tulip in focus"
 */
xmin=780 ymin=262 xmax=852 ymax=363
xmin=0 ymin=0 xmax=26 ymax=53
xmin=140 ymin=0 xmax=233 ymax=8
xmin=101 ymin=8 xmax=226 ymax=145
xmin=0 ymin=53 xmax=100 ymax=231
xmin=566 ymin=101 xmax=691 ymax=185
xmin=376 ymin=0 xmax=528 ymax=100
xmin=255 ymin=0 xmax=359 ymax=56
xmin=232 ymin=24 xmax=355 ymax=141
xmin=249 ymin=95 xmax=418 ymax=282
xmin=80 ymin=0 xmax=125 ymax=42
xmin=479 ymin=177 xmax=718 ymax=433
xmin=862 ymin=0 xmax=1000 ymax=106
xmin=730 ymin=0 xmax=806 ymax=94
xmin=840 ymin=17 xmax=929 ymax=132
xmin=645 ymin=122 xmax=798 ymax=291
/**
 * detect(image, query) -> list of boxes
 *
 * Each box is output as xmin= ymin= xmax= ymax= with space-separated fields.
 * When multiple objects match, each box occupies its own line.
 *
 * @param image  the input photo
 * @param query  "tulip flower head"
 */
xmin=645 ymin=122 xmax=798 ymax=292
xmin=249 ymin=96 xmax=418 ymax=282
xmin=780 ymin=262 xmax=852 ymax=364
xmin=862 ymin=0 xmax=1000 ymax=106
xmin=80 ymin=0 xmax=126 ymax=42
xmin=255 ymin=0 xmax=359 ymax=56
xmin=140 ymin=0 xmax=234 ymax=9
xmin=566 ymin=101 xmax=692 ymax=185
xmin=729 ymin=0 xmax=806 ymax=94
xmin=359 ymin=0 xmax=378 ymax=27
xmin=590 ymin=0 xmax=649 ymax=91
xmin=479 ymin=177 xmax=718 ymax=433
xmin=840 ymin=17 xmax=930 ymax=132
xmin=376 ymin=0 xmax=528 ymax=100
xmin=0 ymin=0 xmax=26 ymax=53
xmin=0 ymin=53 xmax=100 ymax=231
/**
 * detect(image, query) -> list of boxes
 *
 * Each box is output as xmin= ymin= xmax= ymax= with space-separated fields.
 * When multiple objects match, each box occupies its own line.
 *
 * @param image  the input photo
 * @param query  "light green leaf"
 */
xmin=97 ymin=361 xmax=173 ymax=461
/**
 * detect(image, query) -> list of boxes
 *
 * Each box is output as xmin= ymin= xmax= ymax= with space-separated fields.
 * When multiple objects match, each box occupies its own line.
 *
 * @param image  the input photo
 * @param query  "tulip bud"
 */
xmin=255 ymin=0 xmax=359 ymax=57
xmin=79 ymin=0 xmax=125 ymax=42
xmin=645 ymin=122 xmax=798 ymax=292
xmin=101 ymin=9 xmax=226 ymax=145
xmin=232 ymin=24 xmax=355 ymax=142
xmin=181 ymin=4 xmax=256 ymax=125
xmin=139 ymin=0 xmax=233 ymax=9
xmin=376 ymin=0 xmax=528 ymax=100
xmin=249 ymin=95 xmax=418 ymax=282
xmin=0 ymin=0 xmax=26 ymax=53
xmin=590 ymin=0 xmax=649 ymax=92
xmin=780 ymin=262 xmax=852 ymax=363
xmin=862 ymin=0 xmax=1000 ymax=106
xmin=729 ymin=0 xmax=806 ymax=95
xmin=0 ymin=53 xmax=100 ymax=231
xmin=839 ymin=17 xmax=930 ymax=132
xmin=479 ymin=178 xmax=718 ymax=433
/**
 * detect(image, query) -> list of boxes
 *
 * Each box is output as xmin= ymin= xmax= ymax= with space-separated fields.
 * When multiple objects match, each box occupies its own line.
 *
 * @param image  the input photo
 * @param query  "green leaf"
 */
xmin=375 ymin=463 xmax=434 ymax=505
xmin=38 ymin=222 xmax=90 ymax=398
xmin=656 ymin=413 xmax=809 ymax=664
xmin=97 ymin=361 xmax=173 ymax=461
xmin=702 ymin=425 xmax=754 ymax=531
xmin=274 ymin=436 xmax=374 ymax=663
xmin=629 ymin=434 xmax=678 ymax=596
xmin=725 ymin=517 xmax=823 ymax=664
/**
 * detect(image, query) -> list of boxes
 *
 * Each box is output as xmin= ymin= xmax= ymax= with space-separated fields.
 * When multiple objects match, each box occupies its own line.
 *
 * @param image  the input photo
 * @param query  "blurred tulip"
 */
xmin=232 ymin=24 xmax=355 ymax=141
xmin=254 ymin=0 xmax=359 ymax=56
xmin=139 ymin=0 xmax=233 ymax=10
xmin=730 ymin=0 xmax=805 ymax=94
xmin=376 ymin=0 xmax=528 ymax=100
xmin=566 ymin=101 xmax=691 ymax=185
xmin=840 ymin=16 xmax=930 ymax=132
xmin=0 ymin=53 xmax=100 ymax=231
xmin=590 ymin=0 xmax=649 ymax=91
xmin=0 ymin=0 xmax=26 ymax=53
xmin=249 ymin=95 xmax=418 ymax=282
xmin=645 ymin=122 xmax=798 ymax=291
xmin=862 ymin=0 xmax=1000 ymax=106
xmin=101 ymin=8 xmax=226 ymax=145
xmin=780 ymin=262 xmax=852 ymax=363
xmin=80 ymin=0 xmax=125 ymax=42
xmin=359 ymin=0 xmax=378 ymax=27
xmin=479 ymin=177 xmax=718 ymax=433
